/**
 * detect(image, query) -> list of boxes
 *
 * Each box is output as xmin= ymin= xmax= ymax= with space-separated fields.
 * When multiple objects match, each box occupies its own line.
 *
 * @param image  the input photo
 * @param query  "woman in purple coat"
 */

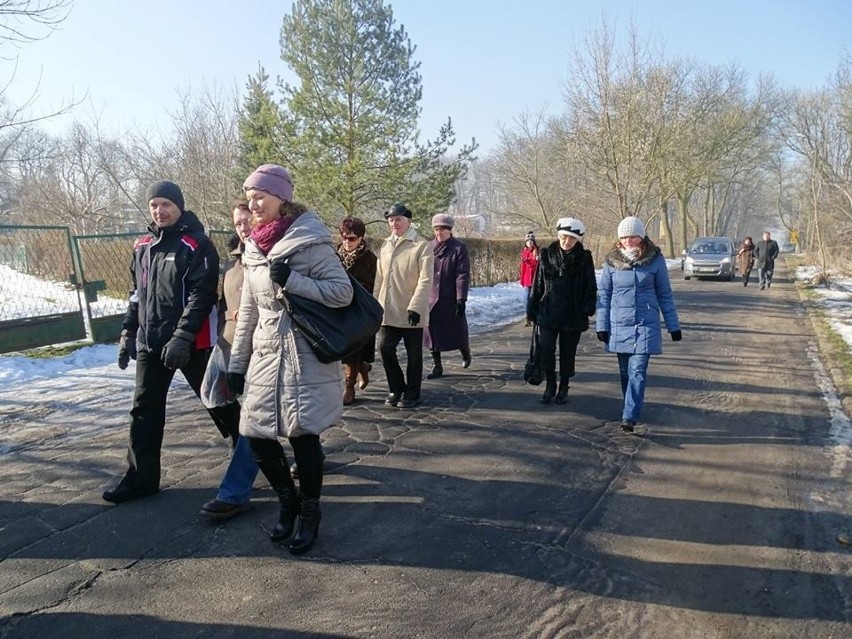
xmin=424 ymin=213 xmax=471 ymax=379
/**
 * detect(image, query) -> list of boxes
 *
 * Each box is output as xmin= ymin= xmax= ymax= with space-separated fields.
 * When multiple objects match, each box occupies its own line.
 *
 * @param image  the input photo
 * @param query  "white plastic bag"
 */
xmin=200 ymin=343 xmax=235 ymax=408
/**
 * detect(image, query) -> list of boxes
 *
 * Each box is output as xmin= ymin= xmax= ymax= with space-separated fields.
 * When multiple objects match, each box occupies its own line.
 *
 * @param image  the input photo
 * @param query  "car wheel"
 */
xmin=684 ymin=275 xmax=691 ymax=281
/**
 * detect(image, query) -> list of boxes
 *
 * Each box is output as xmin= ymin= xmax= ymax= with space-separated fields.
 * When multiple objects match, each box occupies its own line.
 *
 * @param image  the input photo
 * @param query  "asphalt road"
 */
xmin=0 ymin=262 xmax=850 ymax=638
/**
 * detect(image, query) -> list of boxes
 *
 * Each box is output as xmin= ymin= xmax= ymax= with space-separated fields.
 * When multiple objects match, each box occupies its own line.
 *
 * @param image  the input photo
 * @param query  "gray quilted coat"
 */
xmin=229 ymin=211 xmax=353 ymax=439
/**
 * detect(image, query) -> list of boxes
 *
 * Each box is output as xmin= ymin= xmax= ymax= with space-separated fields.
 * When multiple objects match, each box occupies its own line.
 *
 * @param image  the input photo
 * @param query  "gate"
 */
xmin=0 ymin=225 xmax=86 ymax=353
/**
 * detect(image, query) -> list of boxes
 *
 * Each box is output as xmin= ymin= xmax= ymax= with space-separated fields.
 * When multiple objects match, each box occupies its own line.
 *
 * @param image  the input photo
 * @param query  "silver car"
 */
xmin=682 ymin=237 xmax=736 ymax=281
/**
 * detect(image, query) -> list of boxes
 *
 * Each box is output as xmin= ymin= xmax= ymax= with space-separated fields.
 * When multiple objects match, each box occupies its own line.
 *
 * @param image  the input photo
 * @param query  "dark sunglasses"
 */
xmin=434 ymin=226 xmax=451 ymax=231
xmin=341 ymin=235 xmax=360 ymax=241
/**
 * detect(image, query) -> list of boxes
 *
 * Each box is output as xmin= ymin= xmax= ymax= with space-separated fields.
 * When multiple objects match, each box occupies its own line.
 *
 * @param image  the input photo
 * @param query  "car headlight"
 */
xmin=685 ymin=257 xmax=694 ymax=265
xmin=721 ymin=257 xmax=731 ymax=264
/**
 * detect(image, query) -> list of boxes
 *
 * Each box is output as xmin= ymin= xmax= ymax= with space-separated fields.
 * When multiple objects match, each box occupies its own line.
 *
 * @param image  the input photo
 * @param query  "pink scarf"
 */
xmin=251 ymin=216 xmax=294 ymax=255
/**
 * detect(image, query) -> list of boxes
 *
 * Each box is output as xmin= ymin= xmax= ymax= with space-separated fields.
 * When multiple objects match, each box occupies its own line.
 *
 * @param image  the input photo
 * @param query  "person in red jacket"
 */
xmin=519 ymin=231 xmax=539 ymax=326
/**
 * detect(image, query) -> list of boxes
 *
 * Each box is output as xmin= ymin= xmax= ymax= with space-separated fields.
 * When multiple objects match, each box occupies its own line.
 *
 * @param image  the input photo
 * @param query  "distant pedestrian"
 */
xmin=228 ymin=164 xmax=353 ymax=555
xmin=336 ymin=216 xmax=378 ymax=405
xmin=200 ymin=200 xmax=260 ymax=521
xmin=424 ymin=213 xmax=471 ymax=379
xmin=737 ymin=236 xmax=755 ymax=287
xmin=596 ymin=216 xmax=682 ymax=432
xmin=519 ymin=231 xmax=539 ymax=326
xmin=754 ymin=230 xmax=780 ymax=290
xmin=104 ymin=180 xmax=241 ymax=504
xmin=526 ymin=217 xmax=597 ymax=404
xmin=374 ymin=202 xmax=434 ymax=409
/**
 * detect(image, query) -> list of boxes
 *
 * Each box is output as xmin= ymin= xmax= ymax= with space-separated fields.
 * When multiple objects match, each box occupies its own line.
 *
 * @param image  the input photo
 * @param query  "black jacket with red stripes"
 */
xmin=122 ymin=210 xmax=220 ymax=354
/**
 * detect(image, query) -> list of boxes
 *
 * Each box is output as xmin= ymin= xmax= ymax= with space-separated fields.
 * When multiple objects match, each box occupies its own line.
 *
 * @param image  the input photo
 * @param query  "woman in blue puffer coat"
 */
xmin=595 ymin=217 xmax=682 ymax=433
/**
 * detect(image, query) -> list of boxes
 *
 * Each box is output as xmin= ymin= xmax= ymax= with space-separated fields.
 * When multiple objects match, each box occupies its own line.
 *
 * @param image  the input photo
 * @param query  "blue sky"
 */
xmin=1 ymin=0 xmax=848 ymax=153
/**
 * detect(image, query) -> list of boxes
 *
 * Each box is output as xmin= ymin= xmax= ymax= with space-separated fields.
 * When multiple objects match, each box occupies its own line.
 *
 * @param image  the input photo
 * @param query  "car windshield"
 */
xmin=691 ymin=241 xmax=728 ymax=254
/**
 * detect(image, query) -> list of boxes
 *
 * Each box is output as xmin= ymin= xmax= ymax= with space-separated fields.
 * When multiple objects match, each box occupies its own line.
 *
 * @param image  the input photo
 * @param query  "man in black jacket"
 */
xmin=103 ymin=180 xmax=241 ymax=504
xmin=754 ymin=230 xmax=780 ymax=290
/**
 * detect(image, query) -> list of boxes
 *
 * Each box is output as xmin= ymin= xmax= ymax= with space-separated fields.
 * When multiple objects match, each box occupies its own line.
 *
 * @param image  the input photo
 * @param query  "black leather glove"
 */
xmin=161 ymin=336 xmax=192 ymax=370
xmin=117 ymin=330 xmax=137 ymax=370
xmin=407 ymin=310 xmax=421 ymax=327
xmin=227 ymin=372 xmax=245 ymax=396
xmin=670 ymin=330 xmax=683 ymax=342
xmin=596 ymin=331 xmax=609 ymax=343
xmin=455 ymin=301 xmax=466 ymax=318
xmin=269 ymin=258 xmax=291 ymax=287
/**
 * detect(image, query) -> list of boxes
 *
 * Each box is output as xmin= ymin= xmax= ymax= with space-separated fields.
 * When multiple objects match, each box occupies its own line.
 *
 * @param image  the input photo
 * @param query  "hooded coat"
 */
xmin=373 ymin=225 xmax=434 ymax=328
xmin=527 ymin=240 xmax=597 ymax=331
xmin=229 ymin=211 xmax=353 ymax=439
xmin=122 ymin=209 xmax=219 ymax=353
xmin=424 ymin=235 xmax=470 ymax=351
xmin=596 ymin=240 xmax=680 ymax=355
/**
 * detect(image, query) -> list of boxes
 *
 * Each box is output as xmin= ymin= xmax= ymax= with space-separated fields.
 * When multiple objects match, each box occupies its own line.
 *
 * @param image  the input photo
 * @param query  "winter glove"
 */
xmin=407 ymin=310 xmax=421 ymax=327
xmin=596 ymin=331 xmax=610 ymax=343
xmin=161 ymin=336 xmax=192 ymax=370
xmin=226 ymin=372 xmax=245 ymax=396
xmin=269 ymin=258 xmax=291 ymax=287
xmin=117 ymin=330 xmax=137 ymax=370
xmin=670 ymin=330 xmax=683 ymax=342
xmin=455 ymin=301 xmax=466 ymax=318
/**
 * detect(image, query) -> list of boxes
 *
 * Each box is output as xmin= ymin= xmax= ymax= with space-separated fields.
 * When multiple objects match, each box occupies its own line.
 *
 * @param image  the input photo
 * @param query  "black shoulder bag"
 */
xmin=282 ymin=273 xmax=383 ymax=364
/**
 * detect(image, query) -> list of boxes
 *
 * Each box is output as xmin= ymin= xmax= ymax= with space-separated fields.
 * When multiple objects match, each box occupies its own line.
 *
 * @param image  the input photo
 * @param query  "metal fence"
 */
xmin=0 ymin=225 xmax=524 ymax=354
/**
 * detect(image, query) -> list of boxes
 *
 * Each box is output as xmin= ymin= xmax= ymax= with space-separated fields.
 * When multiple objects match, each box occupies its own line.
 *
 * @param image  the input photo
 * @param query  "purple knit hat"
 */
xmin=242 ymin=164 xmax=294 ymax=202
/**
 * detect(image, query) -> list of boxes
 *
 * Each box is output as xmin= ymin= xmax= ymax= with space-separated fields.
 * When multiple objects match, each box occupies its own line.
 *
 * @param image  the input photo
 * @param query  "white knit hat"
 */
xmin=617 ymin=216 xmax=646 ymax=238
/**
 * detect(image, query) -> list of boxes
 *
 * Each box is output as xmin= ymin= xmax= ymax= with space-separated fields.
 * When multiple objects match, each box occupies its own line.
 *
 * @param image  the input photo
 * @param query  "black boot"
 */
xmin=555 ymin=379 xmax=570 ymax=404
xmin=540 ymin=374 xmax=557 ymax=404
xmin=289 ymin=497 xmax=321 ymax=555
xmin=460 ymin=347 xmax=472 ymax=368
xmin=426 ymin=350 xmax=443 ymax=379
xmin=252 ymin=440 xmax=300 ymax=544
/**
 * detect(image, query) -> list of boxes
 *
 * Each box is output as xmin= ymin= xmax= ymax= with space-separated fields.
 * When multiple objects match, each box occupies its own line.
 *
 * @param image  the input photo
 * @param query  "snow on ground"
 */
xmin=0 ymin=264 xmax=126 ymax=321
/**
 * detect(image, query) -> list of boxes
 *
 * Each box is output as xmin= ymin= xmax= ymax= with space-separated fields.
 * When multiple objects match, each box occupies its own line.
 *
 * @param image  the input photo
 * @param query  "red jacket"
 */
xmin=519 ymin=245 xmax=538 ymax=287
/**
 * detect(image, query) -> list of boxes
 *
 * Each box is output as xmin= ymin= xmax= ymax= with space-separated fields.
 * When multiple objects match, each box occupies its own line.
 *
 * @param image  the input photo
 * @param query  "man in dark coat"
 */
xmin=104 ymin=180 xmax=241 ymax=504
xmin=424 ymin=213 xmax=471 ymax=379
xmin=754 ymin=230 xmax=780 ymax=290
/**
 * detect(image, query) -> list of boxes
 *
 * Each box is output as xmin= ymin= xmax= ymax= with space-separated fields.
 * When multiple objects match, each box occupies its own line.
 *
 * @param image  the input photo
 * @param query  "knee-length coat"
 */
xmin=424 ymin=235 xmax=470 ymax=351
xmin=229 ymin=211 xmax=353 ymax=439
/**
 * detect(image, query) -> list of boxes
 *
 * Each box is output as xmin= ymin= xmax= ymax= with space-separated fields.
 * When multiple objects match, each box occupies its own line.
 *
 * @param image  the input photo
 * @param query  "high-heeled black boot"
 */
xmin=251 ymin=438 xmax=300 ymax=544
xmin=555 ymin=379 xmax=570 ymax=404
xmin=289 ymin=434 xmax=323 ymax=555
xmin=540 ymin=373 xmax=557 ymax=404
xmin=289 ymin=497 xmax=321 ymax=554
xmin=460 ymin=347 xmax=472 ymax=368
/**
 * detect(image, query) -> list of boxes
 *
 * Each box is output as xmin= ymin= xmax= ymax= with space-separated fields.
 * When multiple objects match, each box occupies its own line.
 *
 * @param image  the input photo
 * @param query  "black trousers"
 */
xmin=122 ymin=347 xmax=241 ymax=489
xmin=537 ymin=327 xmax=581 ymax=381
xmin=378 ymin=325 xmax=423 ymax=400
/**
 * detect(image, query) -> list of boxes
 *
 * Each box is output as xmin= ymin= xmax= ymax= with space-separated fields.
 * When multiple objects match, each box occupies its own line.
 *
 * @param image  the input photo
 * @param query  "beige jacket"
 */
xmin=229 ymin=211 xmax=352 ymax=439
xmin=373 ymin=225 xmax=434 ymax=328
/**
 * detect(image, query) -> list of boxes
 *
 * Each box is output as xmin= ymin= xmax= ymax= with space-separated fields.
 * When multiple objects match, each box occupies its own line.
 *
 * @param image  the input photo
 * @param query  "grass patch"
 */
xmin=19 ymin=341 xmax=91 ymax=358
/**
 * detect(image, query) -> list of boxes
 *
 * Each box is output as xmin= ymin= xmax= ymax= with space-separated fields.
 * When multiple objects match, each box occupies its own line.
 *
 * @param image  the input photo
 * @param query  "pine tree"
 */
xmin=237 ymin=65 xmax=285 ymax=182
xmin=275 ymin=0 xmax=476 ymax=222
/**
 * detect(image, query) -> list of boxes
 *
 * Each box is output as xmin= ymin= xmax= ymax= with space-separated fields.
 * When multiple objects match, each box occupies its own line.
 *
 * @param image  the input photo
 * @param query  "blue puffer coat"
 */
xmin=596 ymin=241 xmax=680 ymax=354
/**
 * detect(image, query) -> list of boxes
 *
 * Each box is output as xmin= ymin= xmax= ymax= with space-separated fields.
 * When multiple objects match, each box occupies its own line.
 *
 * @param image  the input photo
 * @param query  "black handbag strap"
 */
xmin=529 ymin=324 xmax=538 ymax=358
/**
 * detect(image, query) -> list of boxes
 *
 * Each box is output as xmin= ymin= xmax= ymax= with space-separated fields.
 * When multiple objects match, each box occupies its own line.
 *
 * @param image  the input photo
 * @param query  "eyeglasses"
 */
xmin=434 ymin=226 xmax=451 ymax=231
xmin=341 ymin=235 xmax=360 ymax=241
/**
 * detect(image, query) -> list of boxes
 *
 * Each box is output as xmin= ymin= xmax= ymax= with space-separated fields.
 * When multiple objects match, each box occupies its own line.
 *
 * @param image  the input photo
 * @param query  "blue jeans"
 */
xmin=617 ymin=353 xmax=650 ymax=422
xmin=758 ymin=267 xmax=773 ymax=288
xmin=216 ymin=434 xmax=259 ymax=504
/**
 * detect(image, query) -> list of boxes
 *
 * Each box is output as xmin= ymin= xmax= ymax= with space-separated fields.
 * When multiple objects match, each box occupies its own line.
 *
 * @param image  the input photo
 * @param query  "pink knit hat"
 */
xmin=243 ymin=164 xmax=294 ymax=202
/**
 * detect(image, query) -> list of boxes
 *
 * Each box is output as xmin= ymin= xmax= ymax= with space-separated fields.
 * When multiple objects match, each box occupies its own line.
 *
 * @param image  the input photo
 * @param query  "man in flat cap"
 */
xmin=103 ymin=180 xmax=241 ymax=504
xmin=373 ymin=203 xmax=433 ymax=409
